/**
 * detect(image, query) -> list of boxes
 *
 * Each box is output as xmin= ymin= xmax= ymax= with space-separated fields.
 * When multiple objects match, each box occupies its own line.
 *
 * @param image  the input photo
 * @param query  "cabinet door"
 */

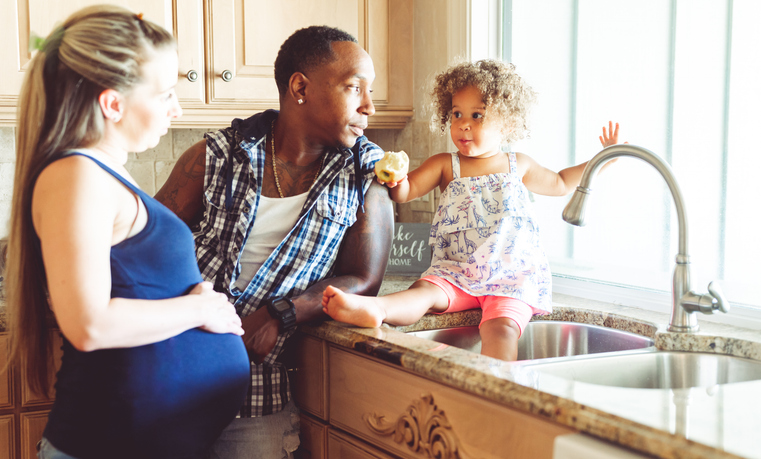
xmin=206 ymin=0 xmax=389 ymax=107
xmin=20 ymin=411 xmax=48 ymax=459
xmin=291 ymin=334 xmax=328 ymax=420
xmin=297 ymin=413 xmax=328 ymax=459
xmin=0 ymin=334 xmax=12 ymax=410
xmin=0 ymin=414 xmax=13 ymax=459
xmin=327 ymin=429 xmax=396 ymax=459
xmin=0 ymin=0 xmax=196 ymax=121
xmin=174 ymin=0 xmax=206 ymax=105
xmin=329 ymin=347 xmax=575 ymax=459
xmin=21 ymin=330 xmax=62 ymax=407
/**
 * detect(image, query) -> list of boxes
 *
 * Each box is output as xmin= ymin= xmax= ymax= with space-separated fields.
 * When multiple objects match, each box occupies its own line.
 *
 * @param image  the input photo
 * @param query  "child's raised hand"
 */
xmin=599 ymin=121 xmax=621 ymax=148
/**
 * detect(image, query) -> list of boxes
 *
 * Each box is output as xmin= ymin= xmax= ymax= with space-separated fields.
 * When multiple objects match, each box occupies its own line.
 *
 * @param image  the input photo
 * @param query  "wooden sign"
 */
xmin=385 ymin=223 xmax=431 ymax=275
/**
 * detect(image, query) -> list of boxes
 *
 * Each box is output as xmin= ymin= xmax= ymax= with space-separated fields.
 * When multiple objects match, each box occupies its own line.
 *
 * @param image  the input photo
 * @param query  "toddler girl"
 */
xmin=322 ymin=59 xmax=620 ymax=361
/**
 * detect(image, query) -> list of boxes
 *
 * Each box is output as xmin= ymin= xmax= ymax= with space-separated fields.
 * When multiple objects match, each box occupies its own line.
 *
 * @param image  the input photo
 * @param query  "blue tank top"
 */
xmin=43 ymin=153 xmax=250 ymax=459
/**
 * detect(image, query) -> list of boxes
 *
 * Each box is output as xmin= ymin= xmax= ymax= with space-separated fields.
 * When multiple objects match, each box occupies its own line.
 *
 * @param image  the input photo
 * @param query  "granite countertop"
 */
xmin=301 ymin=276 xmax=761 ymax=459
xmin=3 ymin=279 xmax=760 ymax=458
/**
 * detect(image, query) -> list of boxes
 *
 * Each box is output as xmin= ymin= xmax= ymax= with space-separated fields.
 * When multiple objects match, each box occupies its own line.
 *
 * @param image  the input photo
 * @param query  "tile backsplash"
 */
xmin=0 ymin=127 xmax=214 ymax=238
xmin=0 ymin=124 xmax=441 ymax=238
xmin=0 ymin=127 xmax=16 ymax=238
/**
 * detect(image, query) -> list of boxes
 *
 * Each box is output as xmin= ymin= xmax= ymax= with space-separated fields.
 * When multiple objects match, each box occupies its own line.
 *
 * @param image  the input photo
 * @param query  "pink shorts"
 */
xmin=421 ymin=275 xmax=535 ymax=337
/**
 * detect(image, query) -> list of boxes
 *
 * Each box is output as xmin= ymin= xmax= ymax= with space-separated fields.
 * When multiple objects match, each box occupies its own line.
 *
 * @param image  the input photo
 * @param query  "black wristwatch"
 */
xmin=264 ymin=297 xmax=297 ymax=332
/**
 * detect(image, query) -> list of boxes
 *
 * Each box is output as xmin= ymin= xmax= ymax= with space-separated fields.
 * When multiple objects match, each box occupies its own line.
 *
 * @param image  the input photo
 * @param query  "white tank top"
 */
xmin=233 ymin=192 xmax=309 ymax=291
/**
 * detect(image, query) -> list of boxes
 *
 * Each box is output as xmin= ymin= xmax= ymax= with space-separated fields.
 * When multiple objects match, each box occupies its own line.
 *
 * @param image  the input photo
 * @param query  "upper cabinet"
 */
xmin=0 ymin=0 xmax=413 ymax=128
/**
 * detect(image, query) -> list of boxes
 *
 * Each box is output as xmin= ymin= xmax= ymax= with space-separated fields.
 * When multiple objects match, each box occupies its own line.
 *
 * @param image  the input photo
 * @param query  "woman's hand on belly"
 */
xmin=192 ymin=282 xmax=244 ymax=335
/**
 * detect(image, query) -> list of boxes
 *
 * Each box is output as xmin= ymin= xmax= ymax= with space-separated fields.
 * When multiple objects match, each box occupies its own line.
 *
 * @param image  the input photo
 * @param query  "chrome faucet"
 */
xmin=562 ymin=144 xmax=729 ymax=332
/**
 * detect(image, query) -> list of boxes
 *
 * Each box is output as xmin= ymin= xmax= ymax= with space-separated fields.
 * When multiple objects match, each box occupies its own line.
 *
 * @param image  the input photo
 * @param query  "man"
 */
xmin=156 ymin=26 xmax=393 ymax=458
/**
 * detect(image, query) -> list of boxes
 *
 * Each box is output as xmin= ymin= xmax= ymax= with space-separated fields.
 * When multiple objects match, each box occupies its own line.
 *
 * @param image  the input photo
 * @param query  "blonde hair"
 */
xmin=429 ymin=59 xmax=537 ymax=144
xmin=6 ymin=4 xmax=175 ymax=397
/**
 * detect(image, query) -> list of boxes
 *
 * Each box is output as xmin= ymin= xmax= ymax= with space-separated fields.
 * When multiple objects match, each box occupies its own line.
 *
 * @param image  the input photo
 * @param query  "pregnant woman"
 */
xmin=4 ymin=6 xmax=249 ymax=458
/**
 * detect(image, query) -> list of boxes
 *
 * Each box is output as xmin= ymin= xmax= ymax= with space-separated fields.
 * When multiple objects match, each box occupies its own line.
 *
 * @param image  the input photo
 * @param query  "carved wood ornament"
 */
xmin=363 ymin=393 xmax=473 ymax=459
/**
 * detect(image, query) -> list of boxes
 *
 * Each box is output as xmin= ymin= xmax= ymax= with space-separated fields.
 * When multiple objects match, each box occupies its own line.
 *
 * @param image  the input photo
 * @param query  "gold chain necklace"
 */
xmin=271 ymin=121 xmax=325 ymax=198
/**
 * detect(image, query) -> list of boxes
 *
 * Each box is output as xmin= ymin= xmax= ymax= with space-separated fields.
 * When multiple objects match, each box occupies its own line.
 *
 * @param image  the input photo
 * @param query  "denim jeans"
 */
xmin=37 ymin=438 xmax=79 ymax=459
xmin=207 ymin=399 xmax=300 ymax=459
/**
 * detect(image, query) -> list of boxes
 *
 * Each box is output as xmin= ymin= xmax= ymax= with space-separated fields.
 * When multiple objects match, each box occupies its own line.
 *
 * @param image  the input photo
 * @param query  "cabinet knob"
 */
xmin=186 ymin=70 xmax=199 ymax=82
xmin=221 ymin=70 xmax=233 ymax=82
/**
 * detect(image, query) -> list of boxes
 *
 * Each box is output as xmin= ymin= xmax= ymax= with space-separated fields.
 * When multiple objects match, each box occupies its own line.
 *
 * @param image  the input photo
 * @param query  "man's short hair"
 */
xmin=274 ymin=25 xmax=358 ymax=96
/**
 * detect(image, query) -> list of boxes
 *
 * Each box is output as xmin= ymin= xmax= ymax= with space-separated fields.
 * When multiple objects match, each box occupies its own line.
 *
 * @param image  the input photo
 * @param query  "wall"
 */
xmin=368 ymin=0 xmax=455 ymax=223
xmin=0 ymin=0 xmax=458 ymax=236
xmin=0 ymin=127 xmax=12 ymax=237
xmin=0 ymin=127 xmax=212 ymax=238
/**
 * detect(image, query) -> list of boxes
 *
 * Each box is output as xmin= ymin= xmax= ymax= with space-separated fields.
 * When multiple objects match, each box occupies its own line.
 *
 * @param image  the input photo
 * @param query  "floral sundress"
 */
xmin=422 ymin=151 xmax=552 ymax=313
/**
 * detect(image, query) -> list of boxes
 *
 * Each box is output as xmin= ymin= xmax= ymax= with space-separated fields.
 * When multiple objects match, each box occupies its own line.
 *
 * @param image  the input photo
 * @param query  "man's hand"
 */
xmin=241 ymin=307 xmax=280 ymax=364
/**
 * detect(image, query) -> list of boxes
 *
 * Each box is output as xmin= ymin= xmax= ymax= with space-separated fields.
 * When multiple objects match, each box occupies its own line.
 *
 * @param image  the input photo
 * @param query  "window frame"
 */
xmin=463 ymin=0 xmax=761 ymax=330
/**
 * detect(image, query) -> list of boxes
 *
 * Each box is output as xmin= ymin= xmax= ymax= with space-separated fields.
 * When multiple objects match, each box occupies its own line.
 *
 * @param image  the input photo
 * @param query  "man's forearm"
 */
xmin=293 ymin=181 xmax=394 ymax=324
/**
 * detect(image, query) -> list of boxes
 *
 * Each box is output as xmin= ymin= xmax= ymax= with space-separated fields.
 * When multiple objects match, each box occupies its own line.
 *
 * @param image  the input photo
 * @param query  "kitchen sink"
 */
xmin=527 ymin=350 xmax=761 ymax=389
xmin=406 ymin=321 xmax=655 ymax=361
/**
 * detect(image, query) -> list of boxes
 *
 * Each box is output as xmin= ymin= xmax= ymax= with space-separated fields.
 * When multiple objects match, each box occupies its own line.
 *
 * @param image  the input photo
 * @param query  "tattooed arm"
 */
xmin=155 ymin=140 xmax=207 ymax=227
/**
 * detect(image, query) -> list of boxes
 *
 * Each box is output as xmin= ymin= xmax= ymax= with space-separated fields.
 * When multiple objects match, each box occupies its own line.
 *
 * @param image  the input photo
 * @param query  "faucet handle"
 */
xmin=707 ymin=281 xmax=730 ymax=314
xmin=681 ymin=282 xmax=730 ymax=315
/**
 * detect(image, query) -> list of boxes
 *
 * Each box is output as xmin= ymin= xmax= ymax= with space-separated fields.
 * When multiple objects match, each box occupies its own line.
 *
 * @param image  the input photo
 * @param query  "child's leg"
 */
xmin=479 ymin=318 xmax=521 ymax=361
xmin=478 ymin=297 xmax=534 ymax=361
xmin=322 ymin=279 xmax=449 ymax=328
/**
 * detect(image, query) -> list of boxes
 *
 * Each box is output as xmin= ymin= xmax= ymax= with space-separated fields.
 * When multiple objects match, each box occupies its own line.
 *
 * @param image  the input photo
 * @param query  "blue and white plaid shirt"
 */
xmin=194 ymin=110 xmax=383 ymax=417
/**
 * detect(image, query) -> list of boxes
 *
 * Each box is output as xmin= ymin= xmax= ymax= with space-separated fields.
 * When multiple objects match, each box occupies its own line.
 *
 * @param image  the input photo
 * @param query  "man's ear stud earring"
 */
xmin=297 ymin=99 xmax=304 ymax=105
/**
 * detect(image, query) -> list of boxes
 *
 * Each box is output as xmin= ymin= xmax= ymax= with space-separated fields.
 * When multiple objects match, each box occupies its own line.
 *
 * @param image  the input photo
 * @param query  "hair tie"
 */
xmin=28 ymin=31 xmax=45 ymax=53
xmin=135 ymin=12 xmax=144 ymax=21
xmin=28 ymin=26 xmax=65 ymax=54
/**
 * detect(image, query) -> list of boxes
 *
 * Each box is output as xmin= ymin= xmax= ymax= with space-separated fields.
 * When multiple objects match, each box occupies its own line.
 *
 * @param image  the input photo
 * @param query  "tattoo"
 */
xmin=155 ymin=142 xmax=206 ymax=225
xmin=261 ymin=137 xmax=326 ymax=198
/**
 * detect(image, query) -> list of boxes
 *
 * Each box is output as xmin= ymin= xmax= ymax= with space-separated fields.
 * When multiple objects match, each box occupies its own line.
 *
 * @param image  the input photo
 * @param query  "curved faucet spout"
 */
xmin=563 ymin=144 xmax=689 ymax=259
xmin=561 ymin=144 xmax=728 ymax=333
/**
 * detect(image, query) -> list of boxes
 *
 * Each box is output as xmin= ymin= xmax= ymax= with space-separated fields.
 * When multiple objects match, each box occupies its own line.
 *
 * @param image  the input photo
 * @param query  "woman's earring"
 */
xmin=113 ymin=114 xmax=121 ymax=123
xmin=297 ymin=99 xmax=304 ymax=105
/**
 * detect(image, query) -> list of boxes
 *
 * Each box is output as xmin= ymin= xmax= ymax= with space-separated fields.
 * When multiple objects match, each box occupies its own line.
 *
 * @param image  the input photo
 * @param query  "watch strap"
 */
xmin=267 ymin=297 xmax=297 ymax=332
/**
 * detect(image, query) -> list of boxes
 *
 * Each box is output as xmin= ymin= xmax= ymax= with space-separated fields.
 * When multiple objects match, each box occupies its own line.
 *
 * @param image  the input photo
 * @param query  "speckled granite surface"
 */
xmin=3 ymin=277 xmax=760 ymax=457
xmin=302 ymin=276 xmax=761 ymax=459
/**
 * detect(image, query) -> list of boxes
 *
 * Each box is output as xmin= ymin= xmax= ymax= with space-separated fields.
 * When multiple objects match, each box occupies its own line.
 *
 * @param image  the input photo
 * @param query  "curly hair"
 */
xmin=429 ymin=59 xmax=537 ymax=144
xmin=274 ymin=25 xmax=357 ymax=96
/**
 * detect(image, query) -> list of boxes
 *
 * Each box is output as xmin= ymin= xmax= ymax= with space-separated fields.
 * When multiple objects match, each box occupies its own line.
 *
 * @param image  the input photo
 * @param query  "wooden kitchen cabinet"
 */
xmin=292 ymin=333 xmax=575 ymax=459
xmin=0 ymin=0 xmax=413 ymax=128
xmin=0 ymin=0 xmax=189 ymax=124
xmin=0 ymin=415 xmax=13 ymax=459
xmin=19 ymin=412 xmax=47 ymax=459
xmin=327 ymin=429 xmax=397 ymax=459
xmin=298 ymin=412 xmax=328 ymax=459
xmin=0 ymin=331 xmax=61 ymax=459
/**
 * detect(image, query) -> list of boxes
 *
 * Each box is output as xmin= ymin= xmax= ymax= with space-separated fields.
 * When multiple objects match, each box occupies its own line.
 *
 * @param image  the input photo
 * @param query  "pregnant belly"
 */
xmin=53 ymin=328 xmax=250 ymax=458
xmin=120 ymin=329 xmax=250 ymax=452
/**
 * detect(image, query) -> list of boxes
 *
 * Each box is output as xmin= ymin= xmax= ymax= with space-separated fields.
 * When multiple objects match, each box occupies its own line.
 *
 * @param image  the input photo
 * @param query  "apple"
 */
xmin=374 ymin=150 xmax=409 ymax=183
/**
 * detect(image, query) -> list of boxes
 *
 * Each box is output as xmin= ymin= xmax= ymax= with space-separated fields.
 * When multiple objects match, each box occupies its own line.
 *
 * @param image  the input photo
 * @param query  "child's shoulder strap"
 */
xmin=450 ymin=152 xmax=461 ymax=179
xmin=507 ymin=150 xmax=519 ymax=177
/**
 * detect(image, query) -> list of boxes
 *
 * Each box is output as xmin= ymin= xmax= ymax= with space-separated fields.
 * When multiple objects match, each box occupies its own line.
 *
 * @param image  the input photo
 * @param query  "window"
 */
xmin=486 ymin=0 xmax=760 ymax=327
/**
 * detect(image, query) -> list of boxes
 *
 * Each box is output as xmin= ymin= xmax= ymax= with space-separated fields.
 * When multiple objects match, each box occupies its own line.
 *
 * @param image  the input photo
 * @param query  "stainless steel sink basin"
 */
xmin=407 ymin=321 xmax=655 ymax=361
xmin=529 ymin=351 xmax=761 ymax=389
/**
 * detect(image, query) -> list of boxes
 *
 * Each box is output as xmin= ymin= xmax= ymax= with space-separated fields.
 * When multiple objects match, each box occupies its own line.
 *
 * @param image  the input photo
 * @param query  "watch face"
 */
xmin=273 ymin=299 xmax=291 ymax=313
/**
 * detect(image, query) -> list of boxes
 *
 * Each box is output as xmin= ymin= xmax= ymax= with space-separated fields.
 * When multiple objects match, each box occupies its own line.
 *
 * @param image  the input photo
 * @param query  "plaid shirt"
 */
xmin=195 ymin=110 xmax=383 ymax=417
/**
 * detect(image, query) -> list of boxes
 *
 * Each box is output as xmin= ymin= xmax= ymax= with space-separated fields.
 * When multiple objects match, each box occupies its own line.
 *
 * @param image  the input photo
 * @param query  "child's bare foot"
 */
xmin=322 ymin=285 xmax=386 ymax=328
